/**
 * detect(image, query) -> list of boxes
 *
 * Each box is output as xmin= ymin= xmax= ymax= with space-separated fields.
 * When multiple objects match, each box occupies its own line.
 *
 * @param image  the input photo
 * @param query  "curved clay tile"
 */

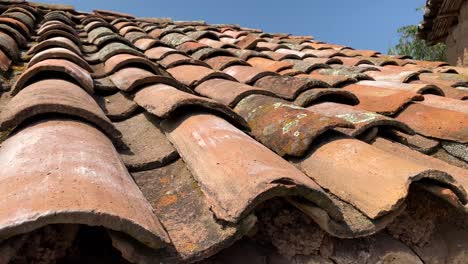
xmin=82 ymin=16 xmax=107 ymax=26
xmin=396 ymin=103 xmax=468 ymax=143
xmin=109 ymin=67 xmax=188 ymax=92
xmin=343 ymin=84 xmax=423 ymax=115
xmin=292 ymin=134 xmax=466 ymax=221
xmin=302 ymin=49 xmax=345 ymax=58
xmin=297 ymin=73 xmax=357 ymax=87
xmin=88 ymin=26 xmax=115 ymax=43
xmin=0 ymin=24 xmax=27 ymax=48
xmin=176 ymin=41 xmax=208 ymax=54
xmin=84 ymin=20 xmax=112 ymax=32
xmin=119 ymin=25 xmax=145 ymax=36
xmin=247 ymin=57 xmax=293 ymax=73
xmin=370 ymin=137 xmax=468 ymax=201
xmin=44 ymin=11 xmax=74 ymax=26
xmin=134 ymin=83 xmax=248 ymax=128
xmin=168 ymin=64 xmax=236 ymax=87
xmin=204 ymin=55 xmax=249 ymax=71
xmin=261 ymin=50 xmax=301 ymax=61
xmin=307 ymin=102 xmax=413 ymax=141
xmin=13 ymin=59 xmax=93 ymax=95
xmin=341 ymin=49 xmax=380 ymax=57
xmin=234 ymin=94 xmax=352 ymax=156
xmin=124 ymin=31 xmax=147 ymax=43
xmin=256 ymin=41 xmax=289 ymax=51
xmin=0 ymin=119 xmax=170 ymax=249
xmin=94 ymin=91 xmax=138 ymax=121
xmin=133 ymin=38 xmax=165 ymax=51
xmin=37 ymin=29 xmax=81 ymax=46
xmin=186 ymin=30 xmax=219 ymax=41
xmin=28 ymin=47 xmax=92 ymax=72
xmin=198 ymin=38 xmax=237 ymax=49
xmin=128 ymin=158 xmax=255 ymax=262
xmin=191 ymin=47 xmax=235 ymax=60
xmin=1 ymin=79 xmax=121 ymax=143
xmin=162 ymin=112 xmax=341 ymax=223
xmin=0 ymin=17 xmax=30 ymax=37
xmin=38 ymin=22 xmax=77 ymax=36
xmin=287 ymin=59 xmax=330 ymax=73
xmin=303 ymin=56 xmax=343 ymax=65
xmin=144 ymin=46 xmax=183 ymax=60
xmin=357 ymin=80 xmax=444 ymax=95
xmin=115 ymin=113 xmax=178 ymax=171
xmin=223 ymin=65 xmax=277 ymax=84
xmin=4 ymin=7 xmax=36 ymax=22
xmin=113 ymin=21 xmax=137 ymax=30
xmin=98 ymin=42 xmax=143 ymax=62
xmin=195 ymin=78 xmax=277 ymax=107
xmin=334 ymin=56 xmax=373 ymax=66
xmin=161 ymin=32 xmax=193 ymax=47
xmin=0 ymin=49 xmax=11 ymax=71
xmin=104 ymin=53 xmax=160 ymax=75
xmin=158 ymin=53 xmax=209 ymax=68
xmin=230 ymin=48 xmax=273 ymax=60
xmin=93 ymin=34 xmax=134 ymax=48
xmin=365 ymin=69 xmax=419 ymax=83
xmin=27 ymin=36 xmax=82 ymax=55
xmin=294 ymin=88 xmax=360 ymax=107
xmin=0 ymin=31 xmax=19 ymax=60
xmin=254 ymin=75 xmax=329 ymax=100
xmin=420 ymin=94 xmax=468 ymax=114
xmin=314 ymin=66 xmax=374 ymax=81
xmin=3 ymin=13 xmax=33 ymax=32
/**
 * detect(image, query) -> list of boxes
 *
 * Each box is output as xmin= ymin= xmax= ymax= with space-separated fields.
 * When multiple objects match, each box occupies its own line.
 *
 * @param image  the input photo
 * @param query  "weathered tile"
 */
xmin=294 ymin=88 xmax=359 ymax=107
xmin=234 ymin=95 xmax=352 ymax=156
xmin=396 ymin=103 xmax=468 ymax=143
xmin=13 ymin=59 xmax=94 ymax=94
xmin=162 ymin=112 xmax=340 ymax=223
xmin=0 ymin=119 xmax=169 ymax=249
xmin=195 ymin=78 xmax=276 ymax=107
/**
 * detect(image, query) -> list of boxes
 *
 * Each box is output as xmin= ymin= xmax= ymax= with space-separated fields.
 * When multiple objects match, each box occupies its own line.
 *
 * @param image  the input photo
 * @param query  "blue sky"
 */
xmin=38 ymin=0 xmax=425 ymax=53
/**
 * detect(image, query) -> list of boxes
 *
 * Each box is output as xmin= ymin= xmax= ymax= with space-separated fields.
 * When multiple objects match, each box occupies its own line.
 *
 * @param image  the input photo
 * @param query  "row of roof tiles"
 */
xmin=0 ymin=1 xmax=466 ymax=263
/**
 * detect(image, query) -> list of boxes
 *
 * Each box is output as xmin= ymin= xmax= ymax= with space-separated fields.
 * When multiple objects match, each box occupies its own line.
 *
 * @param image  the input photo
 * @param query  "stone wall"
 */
xmin=445 ymin=0 xmax=468 ymax=66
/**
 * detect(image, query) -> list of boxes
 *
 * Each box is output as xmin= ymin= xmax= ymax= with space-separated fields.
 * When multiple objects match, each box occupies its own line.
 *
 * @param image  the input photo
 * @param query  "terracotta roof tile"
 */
xmin=343 ymin=83 xmax=423 ymax=115
xmin=0 ymin=2 xmax=467 ymax=262
xmin=308 ymin=102 xmax=413 ymax=141
xmin=234 ymin=95 xmax=352 ymax=156
xmin=395 ymin=103 xmax=468 ymax=143
xmin=0 ymin=119 xmax=169 ymax=249
xmin=13 ymin=58 xmax=94 ymax=94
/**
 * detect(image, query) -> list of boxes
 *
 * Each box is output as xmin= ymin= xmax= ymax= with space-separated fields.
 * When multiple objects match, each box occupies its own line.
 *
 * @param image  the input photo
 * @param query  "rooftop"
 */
xmin=0 ymin=1 xmax=467 ymax=263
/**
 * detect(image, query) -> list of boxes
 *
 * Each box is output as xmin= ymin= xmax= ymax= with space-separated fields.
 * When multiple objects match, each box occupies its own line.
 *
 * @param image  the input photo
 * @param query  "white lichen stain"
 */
xmin=337 ymin=112 xmax=378 ymax=124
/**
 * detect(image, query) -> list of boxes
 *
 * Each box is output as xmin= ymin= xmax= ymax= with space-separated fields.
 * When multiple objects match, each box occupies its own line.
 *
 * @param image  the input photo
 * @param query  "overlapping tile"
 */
xmin=0 ymin=2 xmax=466 ymax=263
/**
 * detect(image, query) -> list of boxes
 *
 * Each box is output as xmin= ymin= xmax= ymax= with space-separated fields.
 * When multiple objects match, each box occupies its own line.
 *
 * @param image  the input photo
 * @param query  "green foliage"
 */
xmin=389 ymin=21 xmax=447 ymax=61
